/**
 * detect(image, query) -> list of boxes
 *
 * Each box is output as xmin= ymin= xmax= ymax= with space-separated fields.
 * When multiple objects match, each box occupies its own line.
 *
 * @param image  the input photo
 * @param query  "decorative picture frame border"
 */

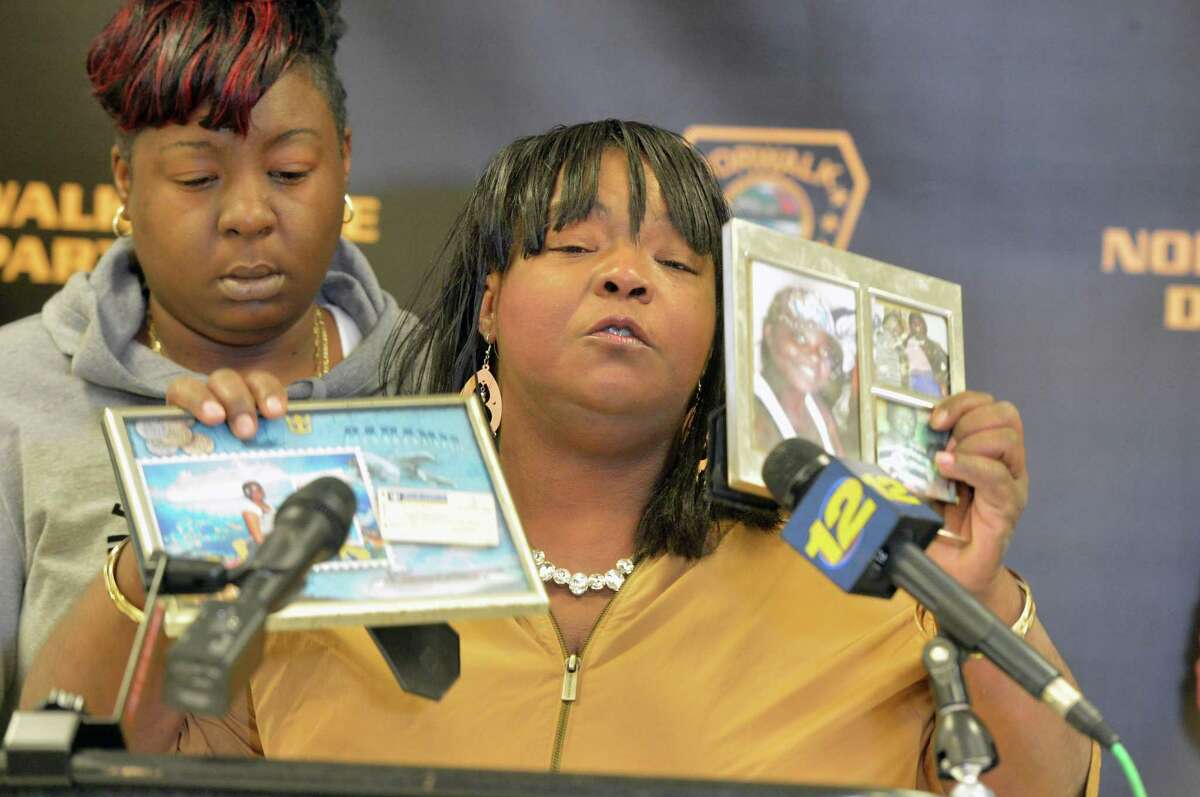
xmin=103 ymin=394 xmax=548 ymax=635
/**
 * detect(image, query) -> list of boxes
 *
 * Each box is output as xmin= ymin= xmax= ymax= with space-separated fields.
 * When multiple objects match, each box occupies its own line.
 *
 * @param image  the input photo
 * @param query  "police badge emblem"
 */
xmin=684 ymin=125 xmax=870 ymax=250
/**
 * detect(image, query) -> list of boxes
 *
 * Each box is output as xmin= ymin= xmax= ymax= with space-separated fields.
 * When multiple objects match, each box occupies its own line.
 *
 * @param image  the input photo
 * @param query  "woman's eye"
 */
xmin=549 ymin=245 xmax=592 ymax=254
xmin=270 ymin=170 xmax=309 ymax=184
xmin=175 ymin=175 xmax=216 ymax=189
xmin=659 ymin=259 xmax=696 ymax=273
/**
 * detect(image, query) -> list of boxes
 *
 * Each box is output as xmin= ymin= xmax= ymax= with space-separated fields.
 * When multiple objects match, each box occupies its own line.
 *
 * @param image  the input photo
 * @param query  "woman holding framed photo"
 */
xmin=1 ymin=0 xmax=407 ymax=724
xmin=29 ymin=118 xmax=1097 ymax=795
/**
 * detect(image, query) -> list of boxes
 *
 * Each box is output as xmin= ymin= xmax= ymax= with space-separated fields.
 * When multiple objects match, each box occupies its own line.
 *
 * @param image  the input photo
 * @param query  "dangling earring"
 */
xmin=342 ymin=194 xmax=355 ymax=224
xmin=460 ymin=341 xmax=502 ymax=434
xmin=688 ymin=381 xmax=709 ymax=473
xmin=111 ymin=205 xmax=132 ymax=238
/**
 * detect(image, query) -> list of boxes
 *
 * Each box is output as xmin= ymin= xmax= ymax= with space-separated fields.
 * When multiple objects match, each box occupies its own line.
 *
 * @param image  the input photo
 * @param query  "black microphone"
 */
xmin=762 ymin=438 xmax=1116 ymax=747
xmin=164 ymin=476 xmax=357 ymax=715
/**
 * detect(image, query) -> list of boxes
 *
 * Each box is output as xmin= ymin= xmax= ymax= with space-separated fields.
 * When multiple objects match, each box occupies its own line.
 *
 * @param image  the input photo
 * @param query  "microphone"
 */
xmin=762 ymin=438 xmax=1116 ymax=747
xmin=164 ymin=476 xmax=357 ymax=715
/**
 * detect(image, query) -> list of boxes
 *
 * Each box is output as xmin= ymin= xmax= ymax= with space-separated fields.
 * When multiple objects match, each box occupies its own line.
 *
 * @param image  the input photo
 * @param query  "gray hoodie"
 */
xmin=0 ymin=238 xmax=409 ymax=724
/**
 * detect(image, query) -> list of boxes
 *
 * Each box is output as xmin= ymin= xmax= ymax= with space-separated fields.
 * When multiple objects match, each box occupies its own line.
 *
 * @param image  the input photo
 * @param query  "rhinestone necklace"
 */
xmin=147 ymin=307 xmax=330 ymax=378
xmin=533 ymin=549 xmax=635 ymax=596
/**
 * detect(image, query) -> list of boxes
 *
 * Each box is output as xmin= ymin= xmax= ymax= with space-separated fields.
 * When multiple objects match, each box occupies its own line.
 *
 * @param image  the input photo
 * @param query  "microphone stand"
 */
xmin=2 ymin=550 xmax=175 ymax=781
xmin=3 ymin=546 xmax=255 ymax=780
xmin=921 ymin=634 xmax=997 ymax=797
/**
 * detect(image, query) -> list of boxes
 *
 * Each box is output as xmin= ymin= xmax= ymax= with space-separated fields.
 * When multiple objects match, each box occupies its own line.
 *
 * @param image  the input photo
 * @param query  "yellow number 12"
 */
xmin=805 ymin=478 xmax=877 ymax=566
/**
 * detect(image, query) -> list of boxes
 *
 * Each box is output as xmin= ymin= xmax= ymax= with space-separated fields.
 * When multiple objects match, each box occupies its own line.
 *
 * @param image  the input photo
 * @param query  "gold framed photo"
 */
xmin=722 ymin=219 xmax=964 ymax=501
xmin=103 ymin=395 xmax=548 ymax=636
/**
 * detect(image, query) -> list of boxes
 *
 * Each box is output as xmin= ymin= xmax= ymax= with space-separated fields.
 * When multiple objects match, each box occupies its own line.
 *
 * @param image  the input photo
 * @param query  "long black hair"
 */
xmin=384 ymin=120 xmax=778 ymax=559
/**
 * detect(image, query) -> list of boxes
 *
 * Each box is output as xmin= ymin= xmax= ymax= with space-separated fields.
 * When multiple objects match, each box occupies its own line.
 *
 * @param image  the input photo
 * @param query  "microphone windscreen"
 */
xmin=762 ymin=437 xmax=829 ymax=505
xmin=289 ymin=476 xmax=357 ymax=549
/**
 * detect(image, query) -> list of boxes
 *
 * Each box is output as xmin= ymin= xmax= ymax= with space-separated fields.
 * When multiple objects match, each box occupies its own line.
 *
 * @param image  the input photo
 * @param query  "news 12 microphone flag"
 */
xmin=2 ymin=2 xmax=1197 ymax=793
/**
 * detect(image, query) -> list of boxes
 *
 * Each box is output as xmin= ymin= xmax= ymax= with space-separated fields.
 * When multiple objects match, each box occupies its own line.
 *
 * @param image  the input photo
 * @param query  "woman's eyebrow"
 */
xmin=549 ymin=200 xmax=611 ymax=223
xmin=157 ymin=128 xmax=318 ymax=155
xmin=268 ymin=127 xmax=320 ymax=146
xmin=159 ymin=139 xmax=214 ymax=154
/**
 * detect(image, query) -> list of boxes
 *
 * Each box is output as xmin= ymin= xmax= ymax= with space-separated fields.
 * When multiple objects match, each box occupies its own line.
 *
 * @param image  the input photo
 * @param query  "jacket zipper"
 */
xmin=547 ymin=570 xmax=635 ymax=772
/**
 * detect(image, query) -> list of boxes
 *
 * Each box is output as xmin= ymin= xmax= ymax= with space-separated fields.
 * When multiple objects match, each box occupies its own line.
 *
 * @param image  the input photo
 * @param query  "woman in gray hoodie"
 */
xmin=0 ymin=0 xmax=406 ymax=725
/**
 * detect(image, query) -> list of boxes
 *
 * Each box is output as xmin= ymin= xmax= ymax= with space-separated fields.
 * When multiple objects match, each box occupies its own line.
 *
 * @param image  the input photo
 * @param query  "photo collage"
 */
xmin=725 ymin=219 xmax=963 ymax=503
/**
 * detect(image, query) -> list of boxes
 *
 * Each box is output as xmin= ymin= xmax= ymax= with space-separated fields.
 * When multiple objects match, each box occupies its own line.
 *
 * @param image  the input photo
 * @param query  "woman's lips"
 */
xmin=590 ymin=327 xmax=649 ymax=347
xmin=217 ymin=272 xmax=285 ymax=302
xmin=586 ymin=316 xmax=652 ymax=347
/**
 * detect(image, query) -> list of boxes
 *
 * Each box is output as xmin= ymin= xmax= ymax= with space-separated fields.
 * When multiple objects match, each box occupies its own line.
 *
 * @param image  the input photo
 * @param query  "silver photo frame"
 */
xmin=723 ymin=218 xmax=965 ymax=501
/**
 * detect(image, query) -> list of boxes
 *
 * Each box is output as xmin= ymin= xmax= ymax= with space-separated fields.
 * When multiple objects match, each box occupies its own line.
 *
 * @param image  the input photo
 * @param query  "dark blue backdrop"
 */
xmin=2 ymin=3 xmax=1197 ymax=793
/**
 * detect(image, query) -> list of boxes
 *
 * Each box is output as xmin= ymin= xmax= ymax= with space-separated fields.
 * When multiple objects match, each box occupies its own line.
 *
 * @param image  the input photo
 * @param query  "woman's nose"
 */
xmin=218 ymin=181 xmax=276 ymax=239
xmin=593 ymin=253 xmax=653 ymax=302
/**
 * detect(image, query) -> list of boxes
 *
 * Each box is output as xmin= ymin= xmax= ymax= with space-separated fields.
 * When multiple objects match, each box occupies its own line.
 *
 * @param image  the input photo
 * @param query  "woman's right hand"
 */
xmin=166 ymin=369 xmax=289 ymax=440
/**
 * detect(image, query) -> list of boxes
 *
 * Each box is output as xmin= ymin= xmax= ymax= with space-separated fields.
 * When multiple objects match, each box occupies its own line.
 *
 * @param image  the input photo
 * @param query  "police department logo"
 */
xmin=684 ymin=126 xmax=869 ymax=250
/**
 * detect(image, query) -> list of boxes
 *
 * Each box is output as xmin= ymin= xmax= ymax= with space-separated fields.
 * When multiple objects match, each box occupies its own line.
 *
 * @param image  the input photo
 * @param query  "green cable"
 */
xmin=1110 ymin=742 xmax=1147 ymax=797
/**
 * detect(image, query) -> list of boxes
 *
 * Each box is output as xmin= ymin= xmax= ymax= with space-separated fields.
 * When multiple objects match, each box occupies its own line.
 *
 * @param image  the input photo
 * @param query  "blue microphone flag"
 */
xmin=778 ymin=457 xmax=942 ymax=597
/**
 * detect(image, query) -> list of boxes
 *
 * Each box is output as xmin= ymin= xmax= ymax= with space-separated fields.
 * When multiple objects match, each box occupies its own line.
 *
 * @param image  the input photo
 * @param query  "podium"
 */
xmin=0 ymin=750 xmax=936 ymax=797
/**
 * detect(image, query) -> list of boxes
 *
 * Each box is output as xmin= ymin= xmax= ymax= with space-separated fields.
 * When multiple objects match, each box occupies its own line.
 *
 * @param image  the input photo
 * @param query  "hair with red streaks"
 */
xmin=86 ymin=0 xmax=346 ymax=137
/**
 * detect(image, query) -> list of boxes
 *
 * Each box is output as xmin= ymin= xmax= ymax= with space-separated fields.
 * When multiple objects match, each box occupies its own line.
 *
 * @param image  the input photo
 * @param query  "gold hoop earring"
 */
xmin=460 ymin=341 xmax=502 ymax=434
xmin=342 ymin=194 xmax=355 ymax=224
xmin=111 ymin=204 xmax=132 ymax=238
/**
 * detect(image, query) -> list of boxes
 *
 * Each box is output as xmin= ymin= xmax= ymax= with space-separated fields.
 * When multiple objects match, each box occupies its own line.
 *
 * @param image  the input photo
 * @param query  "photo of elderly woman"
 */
xmin=751 ymin=264 xmax=859 ymax=460
xmin=871 ymin=298 xmax=951 ymax=398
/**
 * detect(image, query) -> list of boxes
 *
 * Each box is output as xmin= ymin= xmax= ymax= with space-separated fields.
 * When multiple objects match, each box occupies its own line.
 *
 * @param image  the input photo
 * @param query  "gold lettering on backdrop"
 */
xmin=51 ymin=237 xmax=100 ymax=282
xmin=706 ymin=145 xmax=847 ymax=191
xmin=0 ymin=182 xmax=122 ymax=234
xmin=342 ymin=195 xmax=380 ymax=244
xmin=1100 ymin=227 xmax=1148 ymax=274
xmin=1164 ymin=284 xmax=1200 ymax=331
xmin=3 ymin=235 xmax=53 ymax=283
xmin=1 ymin=234 xmax=116 ymax=283
xmin=1101 ymin=226 xmax=1200 ymax=331
xmin=0 ymin=179 xmax=381 ymax=285
xmin=11 ymin=181 xmax=59 ymax=229
xmin=58 ymin=183 xmax=90 ymax=232
xmin=1101 ymin=227 xmax=1200 ymax=275
xmin=1149 ymin=229 xmax=1192 ymax=276
xmin=0 ymin=181 xmax=20 ymax=227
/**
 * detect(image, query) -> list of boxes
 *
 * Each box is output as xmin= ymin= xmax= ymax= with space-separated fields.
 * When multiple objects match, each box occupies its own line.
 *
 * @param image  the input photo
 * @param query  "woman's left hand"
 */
xmin=926 ymin=390 xmax=1029 ymax=611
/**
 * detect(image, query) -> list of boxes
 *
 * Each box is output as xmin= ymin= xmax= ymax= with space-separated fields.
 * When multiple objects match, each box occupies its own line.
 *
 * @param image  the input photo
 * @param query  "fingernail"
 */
xmin=265 ymin=396 xmax=283 ymax=415
xmin=234 ymin=415 xmax=256 ymax=438
xmin=935 ymin=451 xmax=954 ymax=469
xmin=201 ymin=401 xmax=225 ymax=422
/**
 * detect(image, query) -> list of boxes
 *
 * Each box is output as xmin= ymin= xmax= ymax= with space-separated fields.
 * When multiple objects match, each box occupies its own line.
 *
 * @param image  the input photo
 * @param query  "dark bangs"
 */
xmin=509 ymin=121 xmax=728 ymax=265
